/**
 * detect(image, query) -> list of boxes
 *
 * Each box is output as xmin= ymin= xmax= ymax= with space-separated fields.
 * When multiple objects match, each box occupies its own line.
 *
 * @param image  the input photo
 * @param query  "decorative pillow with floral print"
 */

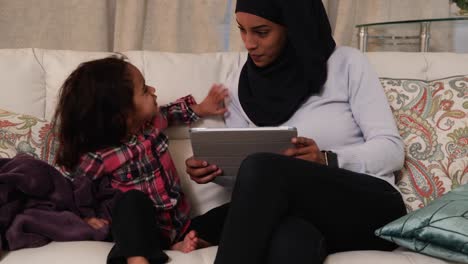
xmin=381 ymin=75 xmax=468 ymax=212
xmin=0 ymin=109 xmax=58 ymax=165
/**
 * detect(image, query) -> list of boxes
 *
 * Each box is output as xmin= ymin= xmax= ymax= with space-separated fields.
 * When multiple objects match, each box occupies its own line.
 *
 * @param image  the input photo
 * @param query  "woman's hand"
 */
xmin=191 ymin=84 xmax=229 ymax=117
xmin=84 ymin=217 xmax=109 ymax=230
xmin=283 ymin=137 xmax=326 ymax=165
xmin=185 ymin=156 xmax=222 ymax=184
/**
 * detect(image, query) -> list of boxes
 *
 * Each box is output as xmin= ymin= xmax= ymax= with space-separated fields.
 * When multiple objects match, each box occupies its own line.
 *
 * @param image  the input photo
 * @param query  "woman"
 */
xmin=186 ymin=0 xmax=407 ymax=263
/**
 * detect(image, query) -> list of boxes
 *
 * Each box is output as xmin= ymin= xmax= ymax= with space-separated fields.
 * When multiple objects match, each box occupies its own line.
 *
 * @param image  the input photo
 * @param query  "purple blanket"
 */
xmin=0 ymin=154 xmax=120 ymax=250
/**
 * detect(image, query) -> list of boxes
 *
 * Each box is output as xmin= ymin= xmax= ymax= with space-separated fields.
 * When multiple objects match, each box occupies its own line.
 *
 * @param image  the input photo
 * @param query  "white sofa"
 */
xmin=0 ymin=48 xmax=467 ymax=264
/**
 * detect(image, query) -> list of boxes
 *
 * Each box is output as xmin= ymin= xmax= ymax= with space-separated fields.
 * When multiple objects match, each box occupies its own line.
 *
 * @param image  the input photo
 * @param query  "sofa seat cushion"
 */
xmin=0 ymin=241 xmax=217 ymax=264
xmin=1 ymin=242 xmax=459 ymax=264
xmin=324 ymin=248 xmax=462 ymax=264
xmin=381 ymin=75 xmax=468 ymax=212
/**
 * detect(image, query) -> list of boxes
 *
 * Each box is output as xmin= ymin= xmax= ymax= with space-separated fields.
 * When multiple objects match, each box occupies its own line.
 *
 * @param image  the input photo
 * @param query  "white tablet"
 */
xmin=189 ymin=126 xmax=297 ymax=177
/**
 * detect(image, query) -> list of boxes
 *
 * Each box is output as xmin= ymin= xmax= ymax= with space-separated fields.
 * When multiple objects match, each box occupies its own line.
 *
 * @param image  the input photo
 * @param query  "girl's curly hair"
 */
xmin=52 ymin=57 xmax=135 ymax=170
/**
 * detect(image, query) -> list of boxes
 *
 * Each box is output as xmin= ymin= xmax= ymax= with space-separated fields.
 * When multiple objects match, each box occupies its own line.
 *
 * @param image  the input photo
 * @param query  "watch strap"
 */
xmin=321 ymin=150 xmax=338 ymax=168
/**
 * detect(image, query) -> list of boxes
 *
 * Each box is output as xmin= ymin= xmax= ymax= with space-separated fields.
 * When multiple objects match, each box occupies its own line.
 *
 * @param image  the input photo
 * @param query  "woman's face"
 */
xmin=236 ymin=12 xmax=287 ymax=68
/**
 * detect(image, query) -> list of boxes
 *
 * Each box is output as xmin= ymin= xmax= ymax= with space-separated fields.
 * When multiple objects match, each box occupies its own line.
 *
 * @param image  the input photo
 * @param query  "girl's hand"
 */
xmin=185 ymin=156 xmax=222 ymax=184
xmin=283 ymin=137 xmax=326 ymax=164
xmin=191 ymin=84 xmax=229 ymax=117
xmin=84 ymin=217 xmax=109 ymax=230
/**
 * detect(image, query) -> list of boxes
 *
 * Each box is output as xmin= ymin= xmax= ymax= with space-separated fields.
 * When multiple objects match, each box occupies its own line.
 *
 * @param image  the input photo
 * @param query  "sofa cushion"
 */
xmin=2 ymin=242 xmax=456 ymax=264
xmin=0 ymin=108 xmax=57 ymax=164
xmin=381 ymin=75 xmax=468 ymax=212
xmin=1 ymin=241 xmax=218 ymax=264
xmin=325 ymin=248 xmax=461 ymax=264
xmin=42 ymin=50 xmax=116 ymax=120
xmin=375 ymin=184 xmax=468 ymax=263
xmin=0 ymin=49 xmax=46 ymax=118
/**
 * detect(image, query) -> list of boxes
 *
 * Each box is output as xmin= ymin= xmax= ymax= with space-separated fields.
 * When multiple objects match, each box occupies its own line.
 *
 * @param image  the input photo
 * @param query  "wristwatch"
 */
xmin=321 ymin=150 xmax=338 ymax=168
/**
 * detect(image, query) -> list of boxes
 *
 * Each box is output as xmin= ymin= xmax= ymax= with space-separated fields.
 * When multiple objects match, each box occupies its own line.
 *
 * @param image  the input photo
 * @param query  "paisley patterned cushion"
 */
xmin=0 ymin=109 xmax=58 ymax=164
xmin=381 ymin=75 xmax=468 ymax=212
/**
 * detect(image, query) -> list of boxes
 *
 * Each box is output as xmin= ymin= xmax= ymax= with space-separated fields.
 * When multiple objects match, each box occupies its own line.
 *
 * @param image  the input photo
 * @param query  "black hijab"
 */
xmin=236 ymin=0 xmax=336 ymax=126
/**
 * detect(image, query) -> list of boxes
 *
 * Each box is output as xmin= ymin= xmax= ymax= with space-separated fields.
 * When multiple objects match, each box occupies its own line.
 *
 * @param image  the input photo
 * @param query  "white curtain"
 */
xmin=112 ymin=0 xmax=244 ymax=52
xmin=0 ymin=0 xmax=455 ymax=52
xmin=0 ymin=0 xmax=115 ymax=51
xmin=0 ymin=0 xmax=243 ymax=52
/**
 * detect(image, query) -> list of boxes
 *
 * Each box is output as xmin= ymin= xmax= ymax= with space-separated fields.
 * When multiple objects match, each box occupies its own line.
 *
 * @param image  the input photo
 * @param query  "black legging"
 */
xmin=107 ymin=192 xmax=322 ymax=264
xmin=107 ymin=190 xmax=170 ymax=264
xmin=214 ymin=152 xmax=406 ymax=264
xmin=107 ymin=184 xmax=328 ymax=264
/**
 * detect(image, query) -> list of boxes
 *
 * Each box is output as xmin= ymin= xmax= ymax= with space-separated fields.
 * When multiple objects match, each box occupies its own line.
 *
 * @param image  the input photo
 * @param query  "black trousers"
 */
xmin=107 ymin=190 xmax=229 ymax=264
xmin=214 ymin=153 xmax=407 ymax=264
xmin=107 ymin=190 xmax=319 ymax=264
xmin=107 ymin=190 xmax=169 ymax=264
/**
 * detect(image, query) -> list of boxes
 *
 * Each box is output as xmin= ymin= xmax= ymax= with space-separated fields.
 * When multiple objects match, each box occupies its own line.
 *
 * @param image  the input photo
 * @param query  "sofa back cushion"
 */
xmin=42 ymin=50 xmax=116 ymax=120
xmin=367 ymin=52 xmax=468 ymax=80
xmin=381 ymin=75 xmax=468 ymax=212
xmin=0 ymin=49 xmax=46 ymax=118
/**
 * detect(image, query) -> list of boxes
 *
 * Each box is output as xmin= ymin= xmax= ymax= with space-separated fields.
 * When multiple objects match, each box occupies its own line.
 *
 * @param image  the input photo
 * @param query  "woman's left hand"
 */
xmin=191 ymin=84 xmax=229 ymax=117
xmin=283 ymin=136 xmax=326 ymax=164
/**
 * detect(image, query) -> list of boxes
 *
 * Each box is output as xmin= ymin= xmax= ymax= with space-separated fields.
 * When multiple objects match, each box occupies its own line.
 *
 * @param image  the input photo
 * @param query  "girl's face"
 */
xmin=127 ymin=64 xmax=158 ymax=130
xmin=236 ymin=12 xmax=287 ymax=68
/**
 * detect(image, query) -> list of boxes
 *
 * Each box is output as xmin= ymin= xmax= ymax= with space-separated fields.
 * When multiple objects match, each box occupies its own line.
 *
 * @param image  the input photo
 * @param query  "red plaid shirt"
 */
xmin=64 ymin=95 xmax=199 ymax=243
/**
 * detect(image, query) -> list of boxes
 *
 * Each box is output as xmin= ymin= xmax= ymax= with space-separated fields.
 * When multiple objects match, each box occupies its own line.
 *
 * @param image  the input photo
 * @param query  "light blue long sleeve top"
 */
xmin=222 ymin=46 xmax=404 ymax=189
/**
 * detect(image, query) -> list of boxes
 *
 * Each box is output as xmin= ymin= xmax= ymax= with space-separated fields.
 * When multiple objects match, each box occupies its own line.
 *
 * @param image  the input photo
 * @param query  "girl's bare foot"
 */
xmin=127 ymin=256 xmax=150 ymax=264
xmin=171 ymin=230 xmax=212 ymax=253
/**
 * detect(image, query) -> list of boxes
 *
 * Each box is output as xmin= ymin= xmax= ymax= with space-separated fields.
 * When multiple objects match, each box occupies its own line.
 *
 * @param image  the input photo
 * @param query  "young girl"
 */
xmin=52 ymin=57 xmax=228 ymax=264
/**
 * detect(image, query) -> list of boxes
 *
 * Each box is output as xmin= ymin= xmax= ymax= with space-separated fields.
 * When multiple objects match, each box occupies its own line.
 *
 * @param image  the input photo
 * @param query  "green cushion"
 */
xmin=376 ymin=184 xmax=468 ymax=263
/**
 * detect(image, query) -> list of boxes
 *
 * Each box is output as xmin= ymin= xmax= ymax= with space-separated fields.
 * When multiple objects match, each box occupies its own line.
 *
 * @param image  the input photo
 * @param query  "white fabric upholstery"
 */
xmin=41 ymin=50 xmax=115 ymax=120
xmin=367 ymin=52 xmax=429 ymax=80
xmin=0 ymin=49 xmax=45 ymax=118
xmin=2 ymin=48 xmax=468 ymax=264
xmin=367 ymin=52 xmax=468 ymax=80
xmin=324 ymin=249 xmax=464 ymax=264
xmin=1 ymin=242 xmax=217 ymax=264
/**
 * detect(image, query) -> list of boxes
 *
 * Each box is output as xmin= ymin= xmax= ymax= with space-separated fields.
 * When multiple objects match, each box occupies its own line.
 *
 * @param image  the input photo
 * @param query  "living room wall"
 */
xmin=0 ymin=0 xmax=463 ymax=52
